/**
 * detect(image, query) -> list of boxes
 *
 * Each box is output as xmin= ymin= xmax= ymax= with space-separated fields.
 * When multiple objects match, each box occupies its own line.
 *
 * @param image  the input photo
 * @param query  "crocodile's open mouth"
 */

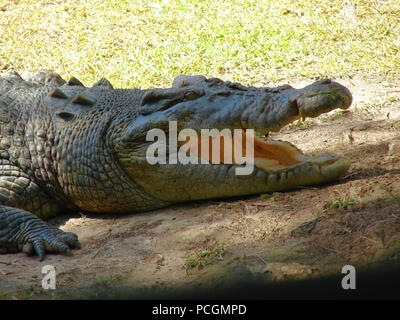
xmin=177 ymin=130 xmax=350 ymax=185
xmin=179 ymin=130 xmax=345 ymax=169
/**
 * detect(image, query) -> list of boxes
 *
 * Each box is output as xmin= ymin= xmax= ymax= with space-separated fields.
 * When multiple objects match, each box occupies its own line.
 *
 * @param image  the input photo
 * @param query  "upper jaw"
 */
xmin=122 ymin=78 xmax=352 ymax=141
xmin=119 ymin=78 xmax=353 ymax=160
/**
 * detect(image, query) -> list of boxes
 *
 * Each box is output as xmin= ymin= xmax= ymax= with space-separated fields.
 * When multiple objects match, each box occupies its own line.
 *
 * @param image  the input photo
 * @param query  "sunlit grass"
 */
xmin=0 ymin=0 xmax=399 ymax=88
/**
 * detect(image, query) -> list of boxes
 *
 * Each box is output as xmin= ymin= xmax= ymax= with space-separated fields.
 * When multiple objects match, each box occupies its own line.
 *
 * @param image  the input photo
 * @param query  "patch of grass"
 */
xmin=13 ymin=285 xmax=44 ymax=300
xmin=93 ymin=274 xmax=123 ymax=287
xmin=88 ymin=274 xmax=123 ymax=298
xmin=360 ymin=95 xmax=400 ymax=113
xmin=185 ymin=257 xmax=200 ymax=268
xmin=185 ymin=241 xmax=227 ymax=269
xmin=259 ymin=192 xmax=285 ymax=201
xmin=295 ymin=119 xmax=314 ymax=127
xmin=0 ymin=291 xmax=8 ymax=300
xmin=1 ymin=0 xmax=399 ymax=88
xmin=96 ymin=278 xmax=112 ymax=287
xmin=333 ymin=111 xmax=344 ymax=118
xmin=330 ymin=198 xmax=355 ymax=209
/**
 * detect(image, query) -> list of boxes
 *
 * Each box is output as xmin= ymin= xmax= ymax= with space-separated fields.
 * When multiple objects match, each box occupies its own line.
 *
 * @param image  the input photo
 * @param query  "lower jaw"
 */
xmin=188 ymin=133 xmax=351 ymax=188
xmin=249 ymin=156 xmax=351 ymax=192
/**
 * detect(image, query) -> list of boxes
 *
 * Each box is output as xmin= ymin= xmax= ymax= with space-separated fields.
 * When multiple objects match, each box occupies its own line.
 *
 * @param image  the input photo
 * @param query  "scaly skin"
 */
xmin=0 ymin=71 xmax=352 ymax=260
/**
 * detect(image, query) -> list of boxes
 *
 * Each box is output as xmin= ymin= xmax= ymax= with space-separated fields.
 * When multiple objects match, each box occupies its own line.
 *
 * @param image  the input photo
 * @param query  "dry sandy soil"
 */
xmin=0 ymin=76 xmax=399 ymax=299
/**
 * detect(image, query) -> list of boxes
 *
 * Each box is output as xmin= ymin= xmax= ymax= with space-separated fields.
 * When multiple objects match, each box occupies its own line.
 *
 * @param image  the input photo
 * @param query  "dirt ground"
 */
xmin=0 ymin=76 xmax=400 ymax=299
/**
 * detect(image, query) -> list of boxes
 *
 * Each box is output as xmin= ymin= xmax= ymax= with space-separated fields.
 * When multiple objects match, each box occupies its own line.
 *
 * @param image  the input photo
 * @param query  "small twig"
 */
xmin=366 ymin=217 xmax=397 ymax=230
xmin=90 ymin=248 xmax=101 ymax=259
xmin=319 ymin=246 xmax=339 ymax=253
xmin=255 ymin=253 xmax=267 ymax=265
xmin=358 ymin=235 xmax=380 ymax=245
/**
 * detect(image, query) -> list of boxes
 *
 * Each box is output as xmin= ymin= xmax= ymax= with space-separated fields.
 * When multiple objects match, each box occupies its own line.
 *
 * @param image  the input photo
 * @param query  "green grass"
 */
xmin=330 ymin=198 xmax=356 ymax=209
xmin=185 ymin=257 xmax=200 ymax=268
xmin=185 ymin=241 xmax=227 ymax=269
xmin=1 ymin=0 xmax=399 ymax=88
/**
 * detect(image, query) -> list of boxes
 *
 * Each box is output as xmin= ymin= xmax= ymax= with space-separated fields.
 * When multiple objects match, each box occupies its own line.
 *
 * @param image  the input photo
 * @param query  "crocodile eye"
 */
xmin=184 ymin=90 xmax=199 ymax=101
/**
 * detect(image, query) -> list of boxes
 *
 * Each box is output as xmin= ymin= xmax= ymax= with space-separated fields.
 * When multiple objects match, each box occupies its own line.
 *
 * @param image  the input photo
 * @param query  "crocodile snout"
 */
xmin=296 ymin=80 xmax=353 ymax=118
xmin=340 ymin=84 xmax=353 ymax=109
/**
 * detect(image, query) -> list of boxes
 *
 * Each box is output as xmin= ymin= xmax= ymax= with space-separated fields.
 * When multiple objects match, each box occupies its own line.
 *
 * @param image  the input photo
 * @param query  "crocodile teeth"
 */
xmin=72 ymin=93 xmax=96 ymax=106
xmin=67 ymin=77 xmax=84 ymax=86
xmin=93 ymin=78 xmax=114 ymax=89
xmin=49 ymin=88 xmax=68 ymax=99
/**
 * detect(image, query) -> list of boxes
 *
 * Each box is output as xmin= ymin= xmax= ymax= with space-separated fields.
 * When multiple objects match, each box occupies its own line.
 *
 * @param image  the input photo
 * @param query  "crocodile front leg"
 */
xmin=0 ymin=164 xmax=80 ymax=260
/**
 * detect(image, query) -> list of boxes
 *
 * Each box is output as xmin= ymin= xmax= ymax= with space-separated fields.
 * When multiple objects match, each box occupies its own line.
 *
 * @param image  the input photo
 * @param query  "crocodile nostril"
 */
xmin=320 ymin=79 xmax=331 ymax=84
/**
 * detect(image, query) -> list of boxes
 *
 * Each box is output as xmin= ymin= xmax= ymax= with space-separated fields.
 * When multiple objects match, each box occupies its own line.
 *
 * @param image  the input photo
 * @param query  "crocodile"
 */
xmin=0 ymin=70 xmax=352 ymax=260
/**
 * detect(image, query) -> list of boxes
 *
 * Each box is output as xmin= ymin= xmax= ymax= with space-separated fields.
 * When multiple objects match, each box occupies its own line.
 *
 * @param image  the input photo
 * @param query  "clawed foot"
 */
xmin=21 ymin=226 xmax=81 ymax=261
xmin=0 ymin=207 xmax=81 ymax=261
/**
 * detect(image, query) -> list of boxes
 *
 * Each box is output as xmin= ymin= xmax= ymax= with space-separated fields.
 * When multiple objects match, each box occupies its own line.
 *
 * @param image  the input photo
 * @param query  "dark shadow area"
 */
xmin=82 ymin=260 xmax=400 ymax=300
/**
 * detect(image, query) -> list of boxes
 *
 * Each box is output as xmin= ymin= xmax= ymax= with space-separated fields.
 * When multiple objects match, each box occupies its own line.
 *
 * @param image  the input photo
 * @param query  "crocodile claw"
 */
xmin=22 ymin=228 xmax=80 ymax=261
xmin=0 ymin=207 xmax=80 ymax=261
